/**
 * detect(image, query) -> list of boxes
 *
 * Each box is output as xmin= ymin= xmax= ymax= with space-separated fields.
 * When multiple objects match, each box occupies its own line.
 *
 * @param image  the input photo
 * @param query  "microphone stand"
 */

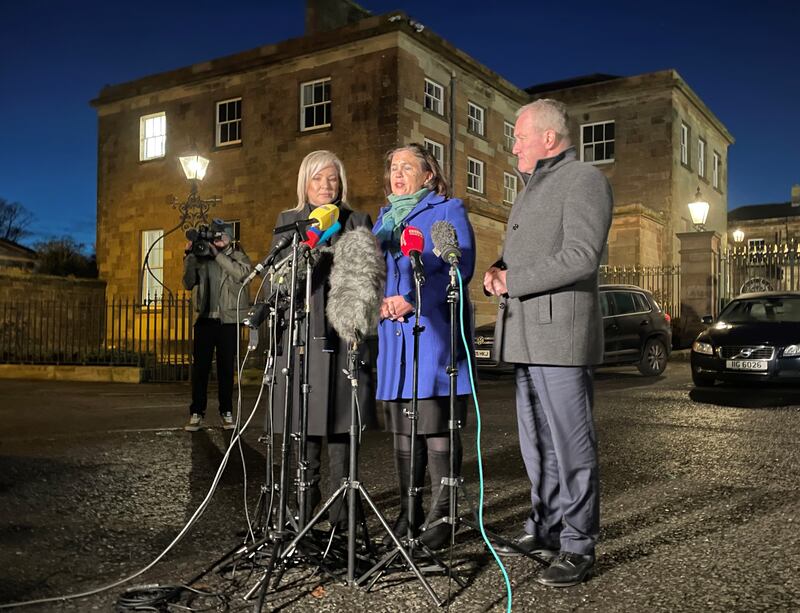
xmin=354 ymin=273 xmax=453 ymax=607
xmin=295 ymin=249 xmax=313 ymax=530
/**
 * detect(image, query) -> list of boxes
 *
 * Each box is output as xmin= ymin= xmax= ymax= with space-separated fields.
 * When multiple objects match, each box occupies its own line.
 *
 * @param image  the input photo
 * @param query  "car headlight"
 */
xmin=692 ymin=341 xmax=713 ymax=355
xmin=783 ymin=344 xmax=800 ymax=357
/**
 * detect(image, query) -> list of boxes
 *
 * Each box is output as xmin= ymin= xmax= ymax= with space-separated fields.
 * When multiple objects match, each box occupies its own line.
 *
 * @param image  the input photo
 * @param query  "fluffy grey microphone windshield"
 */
xmin=430 ymin=220 xmax=461 ymax=264
xmin=326 ymin=227 xmax=386 ymax=344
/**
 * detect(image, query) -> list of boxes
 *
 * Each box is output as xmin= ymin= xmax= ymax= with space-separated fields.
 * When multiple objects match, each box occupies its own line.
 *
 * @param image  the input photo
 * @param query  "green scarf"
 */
xmin=376 ymin=188 xmax=431 ymax=246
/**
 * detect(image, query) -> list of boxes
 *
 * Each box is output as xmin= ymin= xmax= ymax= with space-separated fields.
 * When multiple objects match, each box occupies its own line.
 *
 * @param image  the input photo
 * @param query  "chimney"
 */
xmin=306 ymin=0 xmax=371 ymax=36
xmin=792 ymin=184 xmax=800 ymax=208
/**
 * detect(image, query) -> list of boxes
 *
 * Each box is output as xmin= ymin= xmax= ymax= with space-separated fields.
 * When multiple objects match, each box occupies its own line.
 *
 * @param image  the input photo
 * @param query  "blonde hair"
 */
xmin=293 ymin=150 xmax=349 ymax=211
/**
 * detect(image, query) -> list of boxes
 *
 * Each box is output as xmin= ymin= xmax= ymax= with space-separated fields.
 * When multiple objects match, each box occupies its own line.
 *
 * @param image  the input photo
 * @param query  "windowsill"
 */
xmin=681 ymin=162 xmax=692 ymax=172
xmin=423 ymin=107 xmax=447 ymax=121
xmin=466 ymin=188 xmax=485 ymax=196
xmin=585 ymin=158 xmax=615 ymax=166
xmin=698 ymin=175 xmax=709 ymax=185
xmin=467 ymin=128 xmax=487 ymax=142
xmin=299 ymin=125 xmax=332 ymax=135
xmin=214 ymin=141 xmax=243 ymax=151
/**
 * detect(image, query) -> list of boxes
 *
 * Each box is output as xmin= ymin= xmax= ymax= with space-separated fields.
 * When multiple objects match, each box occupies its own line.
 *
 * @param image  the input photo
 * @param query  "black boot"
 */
xmin=383 ymin=446 xmax=426 ymax=547
xmin=419 ymin=444 xmax=462 ymax=550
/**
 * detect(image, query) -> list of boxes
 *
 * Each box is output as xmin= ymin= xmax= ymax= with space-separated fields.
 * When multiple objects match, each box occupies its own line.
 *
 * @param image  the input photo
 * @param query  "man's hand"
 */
xmin=483 ymin=267 xmax=508 ymax=297
xmin=380 ymin=295 xmax=415 ymax=322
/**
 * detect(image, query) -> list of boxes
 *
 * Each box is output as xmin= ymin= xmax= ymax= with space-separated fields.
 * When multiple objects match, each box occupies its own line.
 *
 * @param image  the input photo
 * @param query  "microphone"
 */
xmin=301 ymin=219 xmax=342 ymax=251
xmin=400 ymin=226 xmax=426 ymax=286
xmin=326 ymin=227 xmax=386 ymax=344
xmin=243 ymin=206 xmax=341 ymax=284
xmin=430 ymin=220 xmax=461 ymax=265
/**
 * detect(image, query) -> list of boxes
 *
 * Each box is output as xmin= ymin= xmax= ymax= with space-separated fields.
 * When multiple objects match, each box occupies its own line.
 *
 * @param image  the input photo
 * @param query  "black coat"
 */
xmin=268 ymin=204 xmax=377 ymax=436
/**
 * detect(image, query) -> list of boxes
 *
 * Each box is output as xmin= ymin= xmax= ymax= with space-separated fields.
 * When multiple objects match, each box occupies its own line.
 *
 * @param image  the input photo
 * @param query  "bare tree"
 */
xmin=35 ymin=237 xmax=98 ymax=278
xmin=0 ymin=198 xmax=34 ymax=242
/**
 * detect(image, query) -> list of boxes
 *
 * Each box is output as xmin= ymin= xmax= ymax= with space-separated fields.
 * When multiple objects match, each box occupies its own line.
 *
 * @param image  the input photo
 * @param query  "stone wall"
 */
xmin=607 ymin=203 xmax=666 ymax=267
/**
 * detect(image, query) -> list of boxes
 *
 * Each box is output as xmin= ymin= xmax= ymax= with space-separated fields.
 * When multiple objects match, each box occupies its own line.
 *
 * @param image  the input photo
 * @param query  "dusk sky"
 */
xmin=1 ymin=0 xmax=797 ymax=249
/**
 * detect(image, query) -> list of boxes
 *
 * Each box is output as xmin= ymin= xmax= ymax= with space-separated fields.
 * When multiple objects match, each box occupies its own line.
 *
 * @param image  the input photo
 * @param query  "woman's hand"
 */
xmin=381 ymin=295 xmax=415 ymax=322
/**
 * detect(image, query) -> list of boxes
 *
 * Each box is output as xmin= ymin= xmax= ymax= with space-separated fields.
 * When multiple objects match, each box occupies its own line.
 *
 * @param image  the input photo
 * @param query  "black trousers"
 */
xmin=190 ymin=319 xmax=238 ymax=417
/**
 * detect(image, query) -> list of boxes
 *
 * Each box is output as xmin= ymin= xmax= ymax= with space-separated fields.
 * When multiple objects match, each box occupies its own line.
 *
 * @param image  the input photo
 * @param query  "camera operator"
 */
xmin=182 ymin=219 xmax=252 ymax=431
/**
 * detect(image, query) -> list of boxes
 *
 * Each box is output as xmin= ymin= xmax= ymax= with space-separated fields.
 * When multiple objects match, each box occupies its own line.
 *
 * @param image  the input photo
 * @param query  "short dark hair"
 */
xmin=383 ymin=143 xmax=450 ymax=198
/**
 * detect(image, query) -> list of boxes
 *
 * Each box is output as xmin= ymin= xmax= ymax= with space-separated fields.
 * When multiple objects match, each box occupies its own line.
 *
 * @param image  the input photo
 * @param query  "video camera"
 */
xmin=186 ymin=219 xmax=229 ymax=258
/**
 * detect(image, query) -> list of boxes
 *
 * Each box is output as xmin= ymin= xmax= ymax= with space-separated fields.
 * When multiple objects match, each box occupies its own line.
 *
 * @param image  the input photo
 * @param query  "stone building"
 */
xmin=727 ymin=185 xmax=800 ymax=248
xmin=0 ymin=239 xmax=37 ymax=272
xmin=92 ymin=1 xmax=526 ymax=324
xmin=527 ymin=71 xmax=734 ymax=267
xmin=91 ymin=1 xmax=732 ymax=326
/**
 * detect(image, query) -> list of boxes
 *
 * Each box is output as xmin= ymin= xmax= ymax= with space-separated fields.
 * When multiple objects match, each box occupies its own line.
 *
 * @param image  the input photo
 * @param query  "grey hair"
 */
xmin=293 ymin=150 xmax=349 ymax=211
xmin=517 ymin=99 xmax=570 ymax=140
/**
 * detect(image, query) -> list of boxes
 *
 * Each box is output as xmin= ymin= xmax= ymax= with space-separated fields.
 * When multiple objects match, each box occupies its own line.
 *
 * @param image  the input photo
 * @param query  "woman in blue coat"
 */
xmin=373 ymin=143 xmax=475 ymax=549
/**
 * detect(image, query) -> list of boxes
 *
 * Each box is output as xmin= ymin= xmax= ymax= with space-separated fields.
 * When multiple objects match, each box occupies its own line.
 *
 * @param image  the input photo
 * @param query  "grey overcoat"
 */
xmin=494 ymin=147 xmax=613 ymax=366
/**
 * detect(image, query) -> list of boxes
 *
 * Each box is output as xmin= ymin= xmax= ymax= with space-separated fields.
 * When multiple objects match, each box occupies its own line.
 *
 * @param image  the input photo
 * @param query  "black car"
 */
xmin=474 ymin=284 xmax=672 ymax=376
xmin=690 ymin=291 xmax=800 ymax=386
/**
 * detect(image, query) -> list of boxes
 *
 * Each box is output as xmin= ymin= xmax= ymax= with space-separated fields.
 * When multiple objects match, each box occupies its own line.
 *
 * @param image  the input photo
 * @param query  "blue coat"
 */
xmin=373 ymin=192 xmax=475 ymax=401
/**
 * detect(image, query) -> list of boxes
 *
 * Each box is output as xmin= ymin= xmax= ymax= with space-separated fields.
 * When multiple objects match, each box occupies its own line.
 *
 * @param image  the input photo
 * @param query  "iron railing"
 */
xmin=720 ymin=242 xmax=800 ymax=310
xmin=0 ymin=294 xmax=195 ymax=382
xmin=599 ymin=265 xmax=681 ymax=318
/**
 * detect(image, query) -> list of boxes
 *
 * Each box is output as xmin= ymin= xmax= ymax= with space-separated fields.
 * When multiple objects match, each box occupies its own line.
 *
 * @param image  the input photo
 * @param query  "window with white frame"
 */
xmin=467 ymin=102 xmax=485 ymax=136
xmin=581 ymin=120 xmax=615 ymax=164
xmin=467 ymin=157 xmax=484 ymax=193
xmin=503 ymin=172 xmax=518 ymax=204
xmin=680 ymin=123 xmax=690 ymax=166
xmin=713 ymin=151 xmax=721 ymax=189
xmin=423 ymin=138 xmax=444 ymax=169
xmin=141 ymin=229 xmax=164 ymax=303
xmin=300 ymin=78 xmax=331 ymax=131
xmin=698 ymin=137 xmax=706 ymax=178
xmin=216 ymin=98 xmax=242 ymax=146
xmin=139 ymin=112 xmax=166 ymax=161
xmin=504 ymin=121 xmax=515 ymax=151
xmin=748 ymin=238 xmax=765 ymax=251
xmin=424 ymin=78 xmax=444 ymax=115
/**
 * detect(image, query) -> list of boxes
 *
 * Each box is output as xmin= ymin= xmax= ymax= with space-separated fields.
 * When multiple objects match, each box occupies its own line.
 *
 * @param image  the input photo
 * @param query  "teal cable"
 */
xmin=456 ymin=268 xmax=512 ymax=612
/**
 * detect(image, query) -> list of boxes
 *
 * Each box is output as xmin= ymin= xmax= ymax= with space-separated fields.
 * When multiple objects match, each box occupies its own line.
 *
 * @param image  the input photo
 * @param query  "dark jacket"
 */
xmin=182 ymin=247 xmax=252 ymax=324
xmin=269 ymin=204 xmax=377 ymax=436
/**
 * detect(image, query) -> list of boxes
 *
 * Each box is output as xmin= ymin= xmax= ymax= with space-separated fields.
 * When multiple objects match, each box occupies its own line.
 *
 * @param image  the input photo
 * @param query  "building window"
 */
xmin=216 ymin=98 xmax=242 ymax=146
xmin=139 ymin=112 xmax=166 ymax=161
xmin=680 ymin=123 xmax=690 ymax=166
xmin=141 ymin=229 xmax=164 ymax=303
xmin=467 ymin=157 xmax=484 ymax=193
xmin=713 ymin=151 xmax=721 ymax=189
xmin=424 ymin=78 xmax=444 ymax=116
xmin=300 ymin=78 xmax=331 ymax=131
xmin=748 ymin=238 xmax=765 ymax=251
xmin=581 ymin=120 xmax=615 ymax=164
xmin=468 ymin=102 xmax=485 ymax=136
xmin=504 ymin=121 xmax=515 ymax=151
xmin=424 ymin=138 xmax=444 ymax=169
xmin=503 ymin=172 xmax=518 ymax=204
xmin=224 ymin=219 xmax=241 ymax=249
xmin=698 ymin=137 xmax=706 ymax=178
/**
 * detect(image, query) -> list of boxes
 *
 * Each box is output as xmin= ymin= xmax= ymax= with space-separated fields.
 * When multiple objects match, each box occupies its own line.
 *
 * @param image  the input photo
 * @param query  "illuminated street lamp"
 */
xmin=179 ymin=154 xmax=209 ymax=181
xmin=732 ymin=228 xmax=745 ymax=244
xmin=172 ymin=154 xmax=219 ymax=229
xmin=688 ymin=186 xmax=709 ymax=231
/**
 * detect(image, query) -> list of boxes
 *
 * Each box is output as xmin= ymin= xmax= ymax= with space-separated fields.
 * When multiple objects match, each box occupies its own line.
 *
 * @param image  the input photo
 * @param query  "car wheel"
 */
xmin=637 ymin=338 xmax=668 ymax=376
xmin=691 ymin=370 xmax=716 ymax=387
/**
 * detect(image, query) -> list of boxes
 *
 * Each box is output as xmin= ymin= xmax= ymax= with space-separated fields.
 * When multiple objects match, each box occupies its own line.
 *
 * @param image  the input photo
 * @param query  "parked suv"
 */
xmin=475 ymin=284 xmax=672 ymax=376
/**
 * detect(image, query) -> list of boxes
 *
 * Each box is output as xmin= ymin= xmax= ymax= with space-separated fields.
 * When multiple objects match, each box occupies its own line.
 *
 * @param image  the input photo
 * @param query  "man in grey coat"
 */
xmin=484 ymin=99 xmax=613 ymax=587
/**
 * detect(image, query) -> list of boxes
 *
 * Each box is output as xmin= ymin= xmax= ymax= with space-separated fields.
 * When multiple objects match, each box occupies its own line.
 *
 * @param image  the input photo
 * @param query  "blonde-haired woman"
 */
xmin=269 ymin=150 xmax=375 ymax=528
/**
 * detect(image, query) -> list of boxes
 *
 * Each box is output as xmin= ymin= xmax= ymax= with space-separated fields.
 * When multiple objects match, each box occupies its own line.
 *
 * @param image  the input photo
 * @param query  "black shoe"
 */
xmin=493 ymin=531 xmax=559 ymax=561
xmin=536 ymin=552 xmax=594 ymax=587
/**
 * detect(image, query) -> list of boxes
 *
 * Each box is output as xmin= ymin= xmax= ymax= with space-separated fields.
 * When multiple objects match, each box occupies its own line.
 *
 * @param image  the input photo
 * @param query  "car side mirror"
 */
xmin=701 ymin=315 xmax=713 ymax=325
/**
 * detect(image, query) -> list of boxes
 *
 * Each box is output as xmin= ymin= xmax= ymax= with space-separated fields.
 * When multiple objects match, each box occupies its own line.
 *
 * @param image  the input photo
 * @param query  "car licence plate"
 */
xmin=475 ymin=349 xmax=491 ymax=359
xmin=725 ymin=359 xmax=768 ymax=371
